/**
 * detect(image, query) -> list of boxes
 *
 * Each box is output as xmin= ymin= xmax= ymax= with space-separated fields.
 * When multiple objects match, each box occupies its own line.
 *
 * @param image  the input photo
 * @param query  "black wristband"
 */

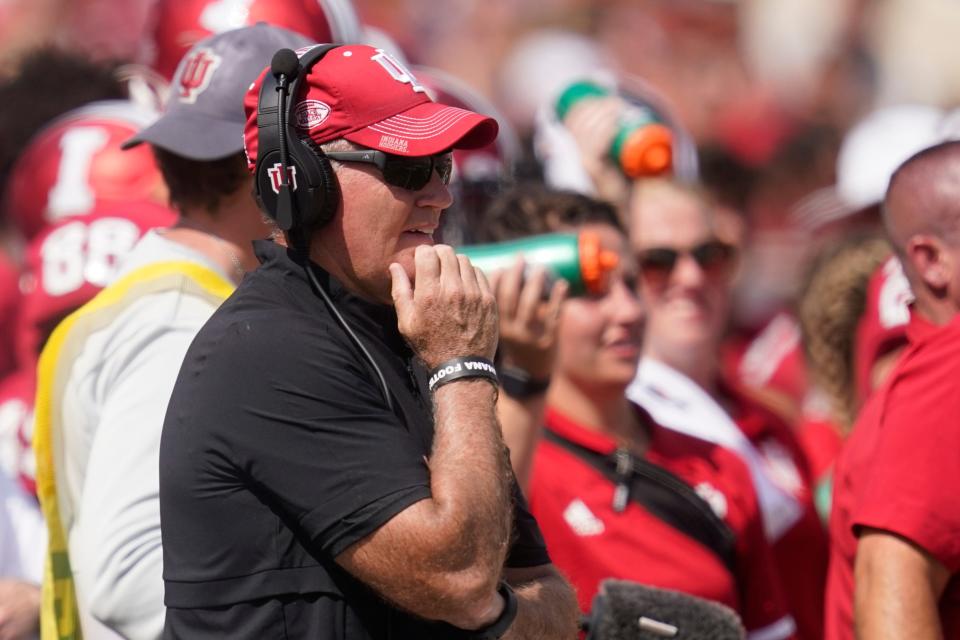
xmin=500 ymin=365 xmax=551 ymax=400
xmin=473 ymin=581 xmax=518 ymax=640
xmin=427 ymin=357 xmax=499 ymax=393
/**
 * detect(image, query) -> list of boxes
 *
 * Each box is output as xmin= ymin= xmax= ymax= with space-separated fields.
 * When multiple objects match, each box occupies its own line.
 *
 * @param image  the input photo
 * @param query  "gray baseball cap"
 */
xmin=123 ymin=23 xmax=311 ymax=160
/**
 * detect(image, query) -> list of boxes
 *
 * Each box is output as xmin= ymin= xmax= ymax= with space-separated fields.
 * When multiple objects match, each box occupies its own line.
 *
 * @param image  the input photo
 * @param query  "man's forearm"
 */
xmin=336 ymin=378 xmax=516 ymax=628
xmin=503 ymin=568 xmax=580 ymax=640
xmin=430 ymin=379 xmax=513 ymax=574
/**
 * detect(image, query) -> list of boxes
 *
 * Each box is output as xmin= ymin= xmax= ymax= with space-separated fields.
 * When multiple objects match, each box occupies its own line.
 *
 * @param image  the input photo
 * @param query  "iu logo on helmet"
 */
xmin=178 ymin=48 xmax=222 ymax=104
xmin=267 ymin=163 xmax=298 ymax=194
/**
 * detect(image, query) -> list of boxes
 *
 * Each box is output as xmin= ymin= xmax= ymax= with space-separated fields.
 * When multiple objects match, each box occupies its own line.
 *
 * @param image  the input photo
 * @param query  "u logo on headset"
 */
xmin=254 ymin=44 xmax=341 ymax=236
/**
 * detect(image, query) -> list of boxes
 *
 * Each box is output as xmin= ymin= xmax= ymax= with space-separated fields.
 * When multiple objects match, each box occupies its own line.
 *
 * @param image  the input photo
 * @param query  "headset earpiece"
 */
xmin=254 ymin=44 xmax=396 ymax=413
xmin=254 ymin=44 xmax=341 ymax=234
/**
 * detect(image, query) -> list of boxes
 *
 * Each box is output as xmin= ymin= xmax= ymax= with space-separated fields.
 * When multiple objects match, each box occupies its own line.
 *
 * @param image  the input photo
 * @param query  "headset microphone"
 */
xmin=257 ymin=45 xmax=395 ymax=414
xmin=270 ymin=48 xmax=301 ymax=231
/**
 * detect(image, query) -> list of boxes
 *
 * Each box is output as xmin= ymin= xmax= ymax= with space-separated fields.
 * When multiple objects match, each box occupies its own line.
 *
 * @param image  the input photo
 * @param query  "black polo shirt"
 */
xmin=159 ymin=240 xmax=550 ymax=639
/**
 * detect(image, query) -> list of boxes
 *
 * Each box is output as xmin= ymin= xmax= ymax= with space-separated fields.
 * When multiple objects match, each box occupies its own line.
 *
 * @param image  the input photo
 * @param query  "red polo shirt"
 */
xmin=726 ymin=386 xmax=829 ymax=640
xmin=825 ymin=311 xmax=960 ymax=639
xmin=529 ymin=405 xmax=794 ymax=638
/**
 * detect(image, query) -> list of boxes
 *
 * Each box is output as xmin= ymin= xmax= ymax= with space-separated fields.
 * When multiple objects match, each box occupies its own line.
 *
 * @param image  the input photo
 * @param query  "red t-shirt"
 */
xmin=723 ymin=311 xmax=808 ymax=410
xmin=826 ymin=311 xmax=960 ymax=639
xmin=796 ymin=410 xmax=845 ymax=524
xmin=853 ymin=256 xmax=910 ymax=405
xmin=726 ymin=386 xmax=829 ymax=640
xmin=797 ymin=413 xmax=844 ymax=490
xmin=529 ymin=405 xmax=794 ymax=637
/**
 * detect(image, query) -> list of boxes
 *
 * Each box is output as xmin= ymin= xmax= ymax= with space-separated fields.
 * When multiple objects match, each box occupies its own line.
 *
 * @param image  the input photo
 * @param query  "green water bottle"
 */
xmin=555 ymin=80 xmax=673 ymax=178
xmin=459 ymin=231 xmax=619 ymax=297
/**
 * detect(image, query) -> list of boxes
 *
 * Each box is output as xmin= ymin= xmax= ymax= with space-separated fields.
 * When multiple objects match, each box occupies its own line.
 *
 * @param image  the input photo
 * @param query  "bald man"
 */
xmin=825 ymin=140 xmax=960 ymax=640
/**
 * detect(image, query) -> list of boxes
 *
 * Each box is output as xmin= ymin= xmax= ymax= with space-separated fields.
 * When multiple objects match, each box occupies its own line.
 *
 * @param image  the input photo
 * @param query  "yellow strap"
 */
xmin=34 ymin=261 xmax=233 ymax=640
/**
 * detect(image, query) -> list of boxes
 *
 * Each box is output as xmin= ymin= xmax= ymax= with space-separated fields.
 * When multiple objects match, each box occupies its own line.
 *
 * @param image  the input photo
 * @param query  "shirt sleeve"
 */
xmin=852 ymin=334 xmax=960 ymax=572
xmin=70 ymin=295 xmax=214 ymax=640
xmin=204 ymin=316 xmax=433 ymax=559
xmin=0 ymin=470 xmax=45 ymax=583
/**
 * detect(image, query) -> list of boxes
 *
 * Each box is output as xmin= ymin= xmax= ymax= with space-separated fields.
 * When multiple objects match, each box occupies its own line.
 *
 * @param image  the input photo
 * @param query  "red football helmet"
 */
xmin=149 ymin=0 xmax=362 ymax=79
xmin=15 ymin=202 xmax=176 ymax=370
xmin=5 ymin=100 xmax=168 ymax=241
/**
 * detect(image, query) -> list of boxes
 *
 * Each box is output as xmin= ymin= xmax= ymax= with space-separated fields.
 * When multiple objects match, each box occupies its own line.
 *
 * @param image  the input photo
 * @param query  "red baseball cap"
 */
xmin=414 ymin=65 xmax=519 ymax=183
xmin=243 ymin=44 xmax=499 ymax=167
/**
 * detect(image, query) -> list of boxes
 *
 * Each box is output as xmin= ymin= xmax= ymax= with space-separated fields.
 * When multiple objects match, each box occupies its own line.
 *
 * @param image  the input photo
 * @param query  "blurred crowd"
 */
xmin=1 ymin=0 xmax=960 ymax=638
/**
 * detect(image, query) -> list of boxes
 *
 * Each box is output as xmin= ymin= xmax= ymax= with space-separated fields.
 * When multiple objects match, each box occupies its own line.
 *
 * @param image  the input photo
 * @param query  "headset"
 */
xmin=254 ymin=45 xmax=395 ymax=412
xmin=254 ymin=44 xmax=341 ymax=235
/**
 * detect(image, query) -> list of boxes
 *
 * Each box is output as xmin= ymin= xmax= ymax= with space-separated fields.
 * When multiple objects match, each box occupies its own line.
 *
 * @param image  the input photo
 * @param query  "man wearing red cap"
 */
xmin=158 ymin=45 xmax=578 ymax=639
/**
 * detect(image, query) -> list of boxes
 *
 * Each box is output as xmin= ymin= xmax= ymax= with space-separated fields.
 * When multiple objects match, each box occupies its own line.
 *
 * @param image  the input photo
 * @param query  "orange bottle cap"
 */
xmin=620 ymin=123 xmax=673 ymax=178
xmin=578 ymin=230 xmax=620 ymax=295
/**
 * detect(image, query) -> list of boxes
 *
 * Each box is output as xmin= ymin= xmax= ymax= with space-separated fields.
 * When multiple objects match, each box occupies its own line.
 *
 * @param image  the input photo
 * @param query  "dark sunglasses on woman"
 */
xmin=324 ymin=148 xmax=453 ymax=191
xmin=636 ymin=239 xmax=737 ymax=284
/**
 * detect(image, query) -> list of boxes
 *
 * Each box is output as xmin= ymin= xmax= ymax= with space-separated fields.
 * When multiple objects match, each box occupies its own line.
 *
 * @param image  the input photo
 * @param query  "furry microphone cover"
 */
xmin=584 ymin=580 xmax=746 ymax=640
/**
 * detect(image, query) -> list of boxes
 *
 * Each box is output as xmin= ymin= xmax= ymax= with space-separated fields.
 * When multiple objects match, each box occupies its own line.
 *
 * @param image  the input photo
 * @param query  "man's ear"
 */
xmin=906 ymin=234 xmax=951 ymax=290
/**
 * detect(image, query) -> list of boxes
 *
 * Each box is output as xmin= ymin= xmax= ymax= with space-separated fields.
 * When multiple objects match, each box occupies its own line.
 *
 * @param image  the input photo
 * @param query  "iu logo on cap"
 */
xmin=178 ymin=48 xmax=222 ymax=104
xmin=267 ymin=163 xmax=298 ymax=194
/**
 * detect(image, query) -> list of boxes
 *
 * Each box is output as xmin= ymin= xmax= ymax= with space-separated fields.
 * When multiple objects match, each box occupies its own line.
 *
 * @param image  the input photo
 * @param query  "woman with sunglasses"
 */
xmin=484 ymin=186 xmax=795 ymax=639
xmin=626 ymin=179 xmax=828 ymax=640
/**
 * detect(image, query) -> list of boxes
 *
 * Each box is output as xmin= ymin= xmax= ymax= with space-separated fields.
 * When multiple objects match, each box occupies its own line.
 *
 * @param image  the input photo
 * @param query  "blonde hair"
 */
xmin=797 ymin=233 xmax=893 ymax=432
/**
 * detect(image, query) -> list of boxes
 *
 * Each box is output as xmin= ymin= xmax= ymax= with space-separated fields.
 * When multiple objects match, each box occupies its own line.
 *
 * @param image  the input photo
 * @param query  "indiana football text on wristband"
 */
xmin=427 ymin=356 xmax=499 ymax=393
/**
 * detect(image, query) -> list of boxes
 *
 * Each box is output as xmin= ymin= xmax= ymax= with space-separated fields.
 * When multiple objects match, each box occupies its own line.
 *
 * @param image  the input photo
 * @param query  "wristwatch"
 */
xmin=473 ymin=582 xmax=518 ymax=640
xmin=500 ymin=366 xmax=550 ymax=400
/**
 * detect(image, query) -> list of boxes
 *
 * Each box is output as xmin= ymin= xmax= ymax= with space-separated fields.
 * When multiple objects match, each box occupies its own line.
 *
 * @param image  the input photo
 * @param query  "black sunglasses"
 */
xmin=324 ymin=149 xmax=453 ymax=191
xmin=637 ymin=239 xmax=737 ymax=280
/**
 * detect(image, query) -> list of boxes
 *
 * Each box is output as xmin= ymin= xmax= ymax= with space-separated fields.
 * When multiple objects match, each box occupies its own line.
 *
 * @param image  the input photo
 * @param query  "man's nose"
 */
xmin=416 ymin=171 xmax=454 ymax=210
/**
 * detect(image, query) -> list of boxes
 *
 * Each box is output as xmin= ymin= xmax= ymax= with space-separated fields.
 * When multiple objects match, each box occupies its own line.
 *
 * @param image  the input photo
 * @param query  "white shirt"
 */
xmin=627 ymin=358 xmax=804 ymax=542
xmin=0 ymin=469 xmax=44 ymax=584
xmin=55 ymin=231 xmax=229 ymax=640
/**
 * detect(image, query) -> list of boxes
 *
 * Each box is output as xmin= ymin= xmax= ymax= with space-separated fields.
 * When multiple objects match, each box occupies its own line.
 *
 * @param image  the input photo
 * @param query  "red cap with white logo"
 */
xmin=243 ymin=44 xmax=499 ymax=166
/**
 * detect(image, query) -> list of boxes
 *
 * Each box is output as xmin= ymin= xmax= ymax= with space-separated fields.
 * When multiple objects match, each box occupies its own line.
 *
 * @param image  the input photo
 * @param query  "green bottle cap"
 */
xmin=555 ymin=81 xmax=609 ymax=121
